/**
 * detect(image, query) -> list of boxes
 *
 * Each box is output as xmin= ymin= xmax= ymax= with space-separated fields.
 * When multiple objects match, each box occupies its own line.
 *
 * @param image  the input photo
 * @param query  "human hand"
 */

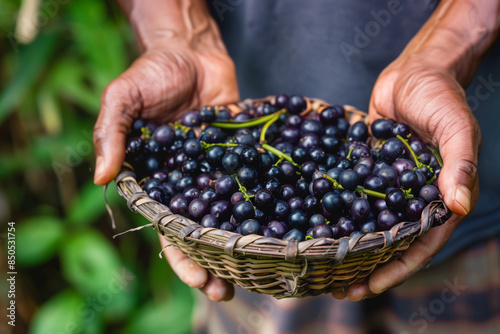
xmin=93 ymin=0 xmax=239 ymax=301
xmin=333 ymin=55 xmax=481 ymax=301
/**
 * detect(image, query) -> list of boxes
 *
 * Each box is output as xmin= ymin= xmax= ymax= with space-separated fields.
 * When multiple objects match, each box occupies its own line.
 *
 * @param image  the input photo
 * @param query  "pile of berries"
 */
xmin=125 ymin=94 xmax=442 ymax=242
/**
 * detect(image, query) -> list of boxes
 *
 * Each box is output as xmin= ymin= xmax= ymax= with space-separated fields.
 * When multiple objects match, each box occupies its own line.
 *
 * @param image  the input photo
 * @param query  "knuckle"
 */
xmin=456 ymin=159 xmax=478 ymax=180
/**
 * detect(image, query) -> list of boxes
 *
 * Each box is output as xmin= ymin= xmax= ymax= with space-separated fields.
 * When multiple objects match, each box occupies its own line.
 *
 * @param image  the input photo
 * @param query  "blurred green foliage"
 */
xmin=0 ymin=1 xmax=194 ymax=333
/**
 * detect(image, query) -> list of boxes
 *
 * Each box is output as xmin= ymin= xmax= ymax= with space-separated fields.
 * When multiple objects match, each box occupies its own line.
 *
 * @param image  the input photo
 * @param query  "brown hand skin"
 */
xmin=93 ymin=0 xmax=238 ymax=301
xmin=333 ymin=0 xmax=500 ymax=301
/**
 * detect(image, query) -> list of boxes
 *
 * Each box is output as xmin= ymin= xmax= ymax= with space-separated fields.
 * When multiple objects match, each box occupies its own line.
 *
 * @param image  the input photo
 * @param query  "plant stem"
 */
xmin=260 ymin=109 xmax=287 ymax=144
xmin=262 ymin=143 xmax=301 ymax=168
xmin=200 ymin=141 xmax=238 ymax=151
xmin=397 ymin=135 xmax=434 ymax=172
xmin=322 ymin=173 xmax=410 ymax=199
xmin=233 ymin=174 xmax=254 ymax=201
xmin=346 ymin=146 xmax=354 ymax=160
xmin=210 ymin=109 xmax=286 ymax=129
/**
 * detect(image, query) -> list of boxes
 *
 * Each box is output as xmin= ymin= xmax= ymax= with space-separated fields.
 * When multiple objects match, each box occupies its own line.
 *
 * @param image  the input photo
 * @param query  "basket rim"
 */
xmin=114 ymin=96 xmax=452 ymax=264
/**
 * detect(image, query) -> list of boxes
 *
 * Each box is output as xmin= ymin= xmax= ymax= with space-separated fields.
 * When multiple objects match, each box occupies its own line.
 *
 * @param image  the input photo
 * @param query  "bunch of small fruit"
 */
xmin=124 ymin=94 xmax=442 ymax=242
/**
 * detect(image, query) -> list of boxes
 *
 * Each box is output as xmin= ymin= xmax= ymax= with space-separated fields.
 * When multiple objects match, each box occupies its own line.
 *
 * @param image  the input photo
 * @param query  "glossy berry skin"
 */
xmin=419 ymin=185 xmax=440 ymax=203
xmin=233 ymin=201 xmax=255 ymax=222
xmin=322 ymin=192 xmax=343 ymax=215
xmin=288 ymin=95 xmax=307 ymax=114
xmin=301 ymin=161 xmax=318 ymax=181
xmin=337 ymin=216 xmax=356 ymax=237
xmin=267 ymin=220 xmax=287 ymax=239
xmin=200 ymin=187 xmax=217 ymax=203
xmin=237 ymin=166 xmax=258 ymax=188
xmin=364 ymin=175 xmax=388 ymax=193
xmin=303 ymin=195 xmax=320 ymax=215
xmin=183 ymin=186 xmax=200 ymax=201
xmin=350 ymin=198 xmax=371 ymax=223
xmin=201 ymin=214 xmax=219 ymax=228
xmin=287 ymin=209 xmax=308 ymax=231
xmin=176 ymin=176 xmax=194 ymax=192
xmin=153 ymin=125 xmax=175 ymax=147
xmin=381 ymin=137 xmax=406 ymax=163
xmin=144 ymin=179 xmax=162 ymax=192
xmin=278 ymin=184 xmax=296 ymax=201
xmin=339 ymin=170 xmax=360 ymax=191
xmin=398 ymin=170 xmax=417 ymax=190
xmin=169 ymin=195 xmax=189 ymax=215
xmin=240 ymin=147 xmax=260 ymax=167
xmin=196 ymin=174 xmax=211 ymax=189
xmin=282 ymin=228 xmax=305 ymax=242
xmin=385 ymin=188 xmax=406 ymax=211
xmin=264 ymin=177 xmax=281 ymax=196
xmin=282 ymin=127 xmax=301 ymax=145
xmin=273 ymin=200 xmax=291 ymax=221
xmin=126 ymin=137 xmax=144 ymax=156
xmin=405 ymin=198 xmax=426 ymax=221
xmin=181 ymin=111 xmax=201 ymax=127
xmin=206 ymin=146 xmax=225 ymax=167
xmin=309 ymin=214 xmax=326 ymax=227
xmin=215 ymin=175 xmax=236 ymax=197
xmin=377 ymin=209 xmax=400 ymax=230
xmin=340 ymin=190 xmax=357 ymax=209
xmin=274 ymin=93 xmax=289 ymax=109
xmin=371 ymin=118 xmax=395 ymax=139
xmin=312 ymin=177 xmax=333 ymax=198
xmin=254 ymin=189 xmax=275 ymax=211
xmin=392 ymin=123 xmax=411 ymax=138
xmin=377 ymin=166 xmax=398 ymax=187
xmin=220 ymin=221 xmax=234 ymax=231
xmin=312 ymin=224 xmax=333 ymax=238
xmin=301 ymin=119 xmax=323 ymax=136
xmin=240 ymin=219 xmax=262 ymax=236
xmin=188 ymin=198 xmax=209 ymax=220
xmin=210 ymin=200 xmax=231 ymax=221
xmin=308 ymin=147 xmax=326 ymax=165
xmin=353 ymin=164 xmax=371 ymax=184
xmin=287 ymin=196 xmax=304 ymax=211
xmin=392 ymin=158 xmax=416 ymax=174
xmin=360 ymin=220 xmax=377 ymax=233
xmin=147 ymin=187 xmax=168 ymax=204
xmin=319 ymin=107 xmax=338 ymax=125
xmin=348 ymin=121 xmax=369 ymax=142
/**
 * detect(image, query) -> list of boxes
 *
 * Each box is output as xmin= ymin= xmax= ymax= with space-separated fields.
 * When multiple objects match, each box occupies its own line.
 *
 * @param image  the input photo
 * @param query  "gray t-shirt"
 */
xmin=210 ymin=0 xmax=500 ymax=263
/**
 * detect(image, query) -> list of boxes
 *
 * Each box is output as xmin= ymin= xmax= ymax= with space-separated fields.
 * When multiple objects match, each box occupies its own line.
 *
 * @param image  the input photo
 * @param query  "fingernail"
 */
xmin=455 ymin=184 xmax=471 ymax=214
xmin=94 ymin=156 xmax=105 ymax=183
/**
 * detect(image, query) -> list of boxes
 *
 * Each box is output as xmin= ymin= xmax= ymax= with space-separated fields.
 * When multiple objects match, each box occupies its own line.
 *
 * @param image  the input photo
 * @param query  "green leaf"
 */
xmin=68 ymin=181 xmax=121 ymax=227
xmin=124 ymin=284 xmax=194 ymax=334
xmin=30 ymin=290 xmax=86 ymax=334
xmin=16 ymin=216 xmax=65 ymax=266
xmin=0 ymin=34 xmax=58 ymax=124
xmin=66 ymin=0 xmax=127 ymax=90
xmin=60 ymin=230 xmax=136 ymax=317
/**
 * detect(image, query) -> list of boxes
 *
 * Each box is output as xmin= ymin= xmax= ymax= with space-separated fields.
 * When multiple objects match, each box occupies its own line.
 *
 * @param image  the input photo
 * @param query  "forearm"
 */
xmin=117 ymin=0 xmax=225 ymax=52
xmin=399 ymin=0 xmax=500 ymax=85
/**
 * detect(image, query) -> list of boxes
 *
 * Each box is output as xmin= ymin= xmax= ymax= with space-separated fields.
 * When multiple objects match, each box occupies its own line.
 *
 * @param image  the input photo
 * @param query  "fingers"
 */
xmin=158 ymin=234 xmax=208 ymax=288
xmin=436 ymin=109 xmax=481 ymax=215
xmin=344 ymin=214 xmax=462 ymax=301
xmin=158 ymin=234 xmax=234 ymax=301
xmin=93 ymin=78 xmax=142 ymax=185
xmin=200 ymin=273 xmax=235 ymax=302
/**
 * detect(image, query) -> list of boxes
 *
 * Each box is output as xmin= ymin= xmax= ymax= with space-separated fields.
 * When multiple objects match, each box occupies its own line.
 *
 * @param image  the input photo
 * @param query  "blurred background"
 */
xmin=0 ymin=0 xmax=195 ymax=333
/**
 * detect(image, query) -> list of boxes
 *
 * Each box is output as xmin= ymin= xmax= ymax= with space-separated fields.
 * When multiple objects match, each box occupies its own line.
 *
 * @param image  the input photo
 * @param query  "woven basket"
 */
xmin=115 ymin=96 xmax=451 ymax=299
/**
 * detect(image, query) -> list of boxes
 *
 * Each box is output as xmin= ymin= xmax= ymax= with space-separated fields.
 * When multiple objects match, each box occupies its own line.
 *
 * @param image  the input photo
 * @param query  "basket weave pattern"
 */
xmin=115 ymin=96 xmax=451 ymax=298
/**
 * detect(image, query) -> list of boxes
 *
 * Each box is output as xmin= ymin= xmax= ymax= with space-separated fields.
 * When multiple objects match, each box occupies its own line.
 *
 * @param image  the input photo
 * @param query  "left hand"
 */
xmin=333 ymin=55 xmax=481 ymax=301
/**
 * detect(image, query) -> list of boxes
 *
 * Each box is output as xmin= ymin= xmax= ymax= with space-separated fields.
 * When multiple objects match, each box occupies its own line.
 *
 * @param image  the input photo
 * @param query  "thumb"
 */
xmin=434 ymin=102 xmax=481 ymax=216
xmin=93 ymin=79 xmax=142 ymax=185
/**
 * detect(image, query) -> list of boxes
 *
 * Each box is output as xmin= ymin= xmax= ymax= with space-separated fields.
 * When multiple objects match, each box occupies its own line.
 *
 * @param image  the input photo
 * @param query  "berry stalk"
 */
xmin=262 ymin=143 xmax=301 ymax=168
xmin=210 ymin=109 xmax=286 ymax=129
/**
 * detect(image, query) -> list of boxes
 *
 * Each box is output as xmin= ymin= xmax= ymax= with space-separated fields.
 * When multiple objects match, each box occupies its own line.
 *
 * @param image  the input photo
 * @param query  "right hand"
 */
xmin=93 ymin=43 xmax=239 ymax=301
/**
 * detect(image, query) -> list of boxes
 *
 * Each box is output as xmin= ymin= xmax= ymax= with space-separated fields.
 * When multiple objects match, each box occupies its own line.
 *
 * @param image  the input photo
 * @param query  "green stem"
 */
xmin=210 ymin=109 xmax=286 ymax=129
xmin=233 ymin=174 xmax=254 ymax=201
xmin=141 ymin=127 xmax=151 ymax=140
xmin=322 ymin=173 xmax=413 ymax=199
xmin=260 ymin=109 xmax=287 ymax=144
xmin=200 ymin=141 xmax=238 ymax=151
xmin=172 ymin=122 xmax=191 ymax=133
xmin=397 ymin=135 xmax=434 ymax=172
xmin=346 ymin=146 xmax=354 ymax=160
xmin=262 ymin=143 xmax=301 ymax=168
